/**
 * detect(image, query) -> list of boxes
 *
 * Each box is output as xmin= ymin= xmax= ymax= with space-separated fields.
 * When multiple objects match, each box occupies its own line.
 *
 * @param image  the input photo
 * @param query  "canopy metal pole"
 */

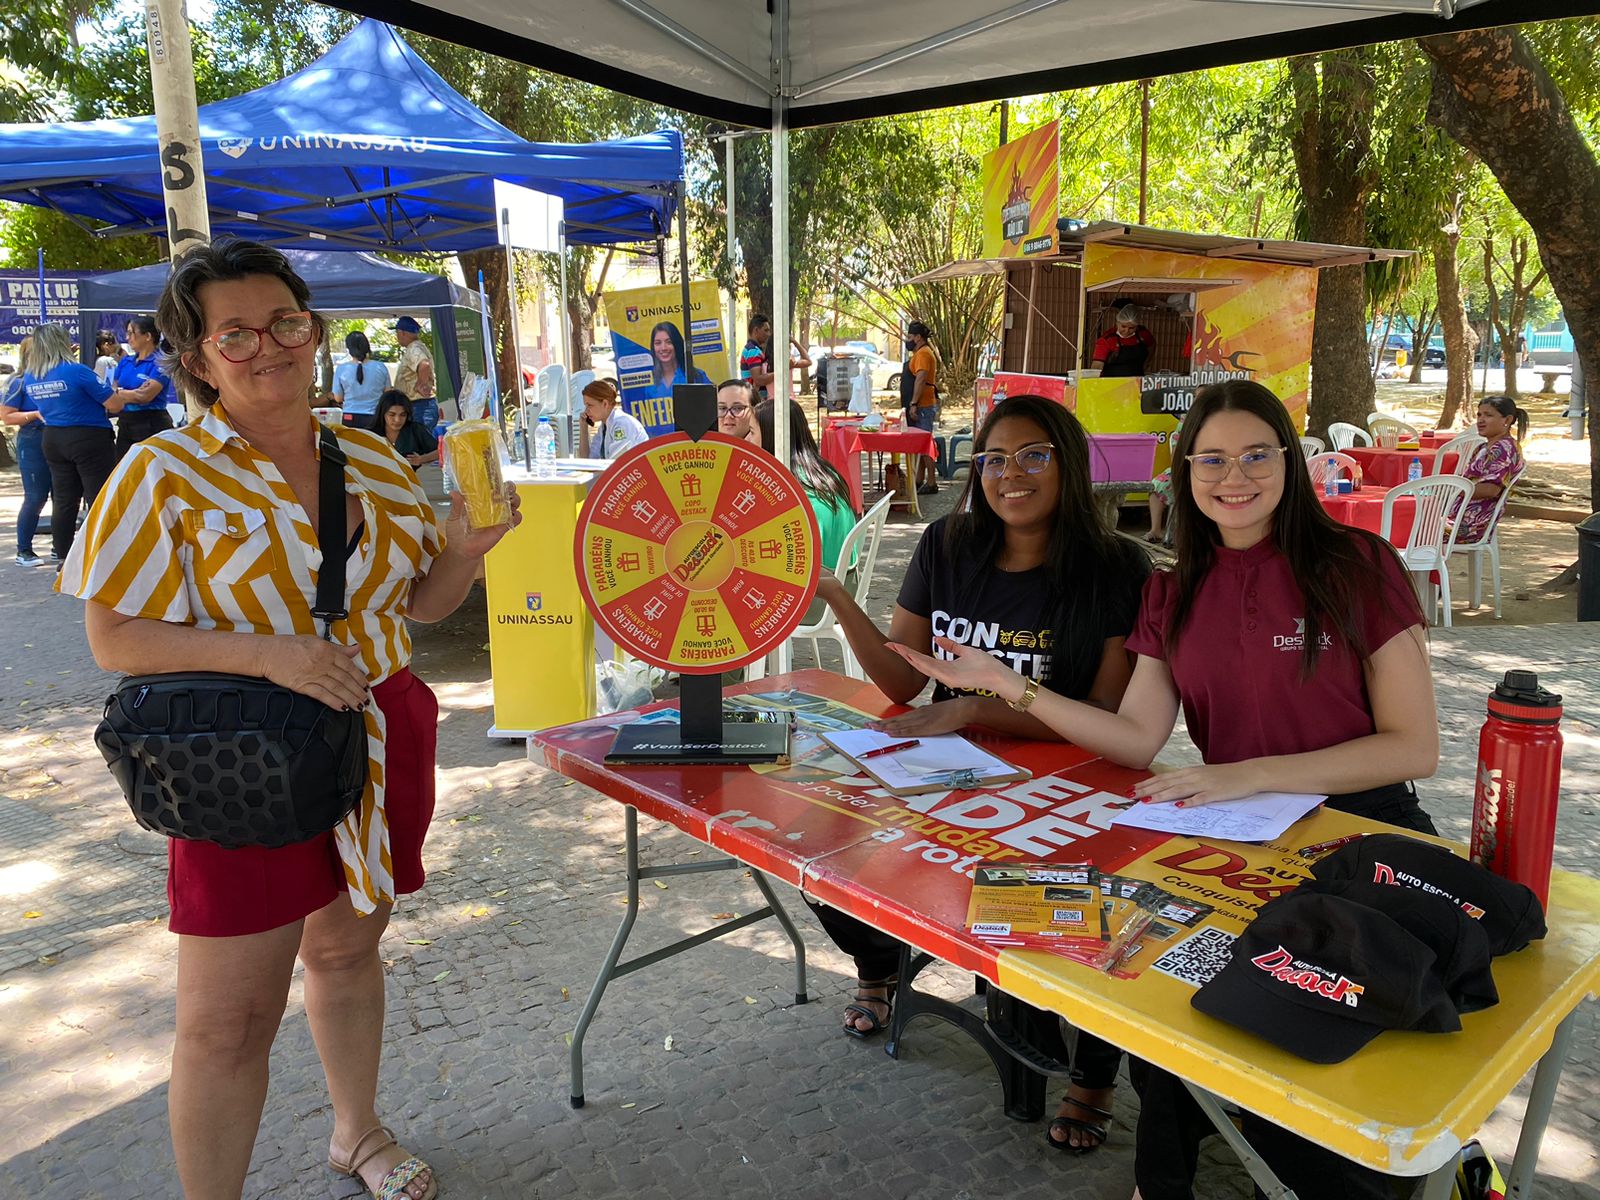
xmin=501 ymin=206 xmax=532 ymax=468
xmin=677 ymin=180 xmax=694 ymax=379
xmin=144 ymin=0 xmax=209 ymax=256
xmin=557 ymin=221 xmax=573 ymax=455
xmin=1022 ymin=263 xmax=1039 ymax=372
xmin=725 ymin=136 xmax=738 ymax=379
xmin=770 ymin=0 xmax=793 ymax=676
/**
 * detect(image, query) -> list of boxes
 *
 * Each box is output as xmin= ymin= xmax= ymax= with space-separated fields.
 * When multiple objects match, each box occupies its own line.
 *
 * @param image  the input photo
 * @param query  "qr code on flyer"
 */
xmin=1152 ymin=926 xmax=1237 ymax=988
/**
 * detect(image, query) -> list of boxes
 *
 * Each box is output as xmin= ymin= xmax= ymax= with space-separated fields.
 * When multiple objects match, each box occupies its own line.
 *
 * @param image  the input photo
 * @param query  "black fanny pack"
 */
xmin=94 ymin=427 xmax=369 ymax=849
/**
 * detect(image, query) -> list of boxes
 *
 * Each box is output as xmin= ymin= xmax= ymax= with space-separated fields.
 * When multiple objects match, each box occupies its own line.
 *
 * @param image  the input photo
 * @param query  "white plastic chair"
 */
xmin=790 ymin=494 xmax=894 ymax=675
xmin=1369 ymin=415 xmax=1420 ymax=442
xmin=1448 ymin=464 xmax=1522 ymax=619
xmin=1306 ymin=451 xmax=1360 ymax=489
xmin=1365 ymin=410 xmax=1388 ymax=429
xmin=1381 ymin=475 xmax=1474 ymax=627
xmin=1431 ymin=432 xmax=1485 ymax=477
xmin=1327 ymin=422 xmax=1371 ymax=451
xmin=1299 ymin=435 xmax=1325 ymax=459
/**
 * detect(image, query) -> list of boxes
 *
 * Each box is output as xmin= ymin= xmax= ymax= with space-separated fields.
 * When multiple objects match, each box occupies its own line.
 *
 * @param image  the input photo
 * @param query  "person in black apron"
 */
xmin=1092 ymin=308 xmax=1155 ymax=378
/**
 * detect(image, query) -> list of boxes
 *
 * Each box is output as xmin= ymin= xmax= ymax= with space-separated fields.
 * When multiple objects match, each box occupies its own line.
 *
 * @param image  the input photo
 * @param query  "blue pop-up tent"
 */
xmin=77 ymin=249 xmax=485 ymax=402
xmin=0 ymin=18 xmax=682 ymax=252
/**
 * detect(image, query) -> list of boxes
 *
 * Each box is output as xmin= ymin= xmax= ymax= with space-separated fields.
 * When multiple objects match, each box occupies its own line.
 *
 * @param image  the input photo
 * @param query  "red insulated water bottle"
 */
xmin=1470 ymin=669 xmax=1564 ymax=908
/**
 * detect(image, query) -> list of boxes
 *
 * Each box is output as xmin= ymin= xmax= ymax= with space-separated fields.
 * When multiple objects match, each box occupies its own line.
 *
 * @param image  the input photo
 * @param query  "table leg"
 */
xmin=570 ymin=805 xmax=643 ymax=1109
xmin=1183 ymin=1082 xmax=1297 ymax=1200
xmin=748 ymin=868 xmax=809 ymax=1005
xmin=1419 ymin=1160 xmax=1460 ymax=1200
xmin=1506 ymin=1010 xmax=1579 ymax=1199
xmin=885 ymin=947 xmax=1050 ymax=1122
xmin=569 ymin=805 xmax=814 ymax=1108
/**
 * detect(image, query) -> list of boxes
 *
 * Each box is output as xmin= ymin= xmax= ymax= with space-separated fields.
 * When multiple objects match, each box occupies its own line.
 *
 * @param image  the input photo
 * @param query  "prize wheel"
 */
xmin=574 ymin=432 xmax=822 ymax=674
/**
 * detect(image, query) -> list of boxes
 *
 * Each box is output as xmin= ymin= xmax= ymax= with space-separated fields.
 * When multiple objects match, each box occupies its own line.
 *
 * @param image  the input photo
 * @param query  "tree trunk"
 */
xmin=459 ymin=248 xmax=519 ymax=400
xmin=1421 ymin=27 xmax=1600 ymax=507
xmin=1289 ymin=51 xmax=1378 ymax=440
xmin=1435 ymin=218 xmax=1473 ymax=426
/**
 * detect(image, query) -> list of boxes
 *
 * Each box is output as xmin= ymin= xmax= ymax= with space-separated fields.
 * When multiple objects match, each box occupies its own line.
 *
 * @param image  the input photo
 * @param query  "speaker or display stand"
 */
xmin=603 ymin=382 xmax=793 ymax=765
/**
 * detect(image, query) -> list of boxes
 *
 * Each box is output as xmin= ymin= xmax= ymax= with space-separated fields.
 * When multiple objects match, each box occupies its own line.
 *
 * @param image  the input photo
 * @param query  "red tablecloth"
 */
xmin=1318 ymin=485 xmax=1417 ymax=544
xmin=1347 ymin=446 xmax=1461 ymax=488
xmin=848 ymin=428 xmax=938 ymax=458
xmin=820 ymin=421 xmax=866 ymax=512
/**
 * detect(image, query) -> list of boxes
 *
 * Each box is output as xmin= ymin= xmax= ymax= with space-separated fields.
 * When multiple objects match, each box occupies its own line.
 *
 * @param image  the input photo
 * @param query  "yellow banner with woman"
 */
xmin=602 ymin=281 xmax=730 ymax=436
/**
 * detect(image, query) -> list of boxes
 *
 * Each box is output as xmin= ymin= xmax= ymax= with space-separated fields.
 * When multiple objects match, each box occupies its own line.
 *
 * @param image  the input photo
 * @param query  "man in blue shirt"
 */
xmin=112 ymin=315 xmax=177 ymax=458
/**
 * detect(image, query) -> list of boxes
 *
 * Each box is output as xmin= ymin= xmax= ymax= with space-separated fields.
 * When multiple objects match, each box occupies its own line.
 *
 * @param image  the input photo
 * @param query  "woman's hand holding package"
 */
xmin=443 ymin=483 xmax=522 ymax=560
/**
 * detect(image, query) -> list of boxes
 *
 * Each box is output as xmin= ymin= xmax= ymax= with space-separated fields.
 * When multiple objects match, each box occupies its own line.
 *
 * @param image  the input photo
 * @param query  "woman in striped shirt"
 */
xmin=62 ymin=238 xmax=519 ymax=1200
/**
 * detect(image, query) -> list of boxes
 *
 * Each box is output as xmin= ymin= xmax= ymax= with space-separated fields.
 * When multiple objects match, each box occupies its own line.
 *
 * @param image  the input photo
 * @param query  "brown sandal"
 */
xmin=329 ymin=1125 xmax=438 ymax=1200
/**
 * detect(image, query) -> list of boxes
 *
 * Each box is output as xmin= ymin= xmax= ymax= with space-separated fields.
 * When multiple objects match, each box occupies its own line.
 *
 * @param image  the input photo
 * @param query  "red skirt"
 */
xmin=166 ymin=668 xmax=439 ymax=937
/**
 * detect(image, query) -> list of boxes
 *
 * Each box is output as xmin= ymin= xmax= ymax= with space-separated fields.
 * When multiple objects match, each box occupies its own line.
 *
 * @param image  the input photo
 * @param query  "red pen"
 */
xmin=860 ymin=738 xmax=922 ymax=760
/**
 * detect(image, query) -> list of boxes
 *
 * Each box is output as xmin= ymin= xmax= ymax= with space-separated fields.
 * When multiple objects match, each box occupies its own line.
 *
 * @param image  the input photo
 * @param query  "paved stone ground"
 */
xmin=0 ymin=462 xmax=1596 ymax=1199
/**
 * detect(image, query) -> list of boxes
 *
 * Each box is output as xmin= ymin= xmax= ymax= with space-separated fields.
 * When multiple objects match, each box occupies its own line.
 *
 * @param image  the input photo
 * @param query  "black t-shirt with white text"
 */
xmin=897 ymin=516 xmax=1146 ymax=703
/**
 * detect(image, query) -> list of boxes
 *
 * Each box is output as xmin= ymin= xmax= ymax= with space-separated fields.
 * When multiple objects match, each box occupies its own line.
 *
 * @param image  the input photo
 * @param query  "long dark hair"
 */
xmin=650 ymin=321 xmax=685 ymax=383
xmin=370 ymin=388 xmax=413 ymax=435
xmin=346 ymin=330 xmax=371 ymax=385
xmin=947 ymin=394 xmax=1150 ymax=699
xmin=1166 ymin=379 xmax=1422 ymax=678
xmin=1479 ymin=393 xmax=1529 ymax=440
xmin=755 ymin=399 xmax=858 ymax=515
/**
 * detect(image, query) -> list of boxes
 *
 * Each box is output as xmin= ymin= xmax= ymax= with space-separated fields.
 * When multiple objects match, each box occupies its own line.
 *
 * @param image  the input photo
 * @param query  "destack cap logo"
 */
xmin=1249 ymin=946 xmax=1365 ymax=1007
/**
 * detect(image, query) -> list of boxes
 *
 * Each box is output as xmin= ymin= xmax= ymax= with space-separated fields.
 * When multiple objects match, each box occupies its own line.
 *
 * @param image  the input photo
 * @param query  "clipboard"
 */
xmin=819 ymin=730 xmax=1030 ymax=796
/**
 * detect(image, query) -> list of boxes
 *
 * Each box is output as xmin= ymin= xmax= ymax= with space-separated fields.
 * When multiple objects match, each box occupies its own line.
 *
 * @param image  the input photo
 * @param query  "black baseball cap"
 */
xmin=905 ymin=320 xmax=930 ymax=339
xmin=1309 ymin=834 xmax=1546 ymax=956
xmin=1192 ymin=892 xmax=1461 ymax=1064
xmin=1297 ymin=878 xmax=1499 ymax=1014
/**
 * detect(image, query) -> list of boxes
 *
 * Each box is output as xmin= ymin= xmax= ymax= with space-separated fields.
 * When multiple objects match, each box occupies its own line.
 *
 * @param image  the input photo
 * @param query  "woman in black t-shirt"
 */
xmin=814 ymin=394 xmax=1150 ymax=1153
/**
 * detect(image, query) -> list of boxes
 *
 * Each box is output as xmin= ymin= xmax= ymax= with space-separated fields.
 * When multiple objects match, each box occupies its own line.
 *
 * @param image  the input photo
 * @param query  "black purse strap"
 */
xmin=312 ymin=425 xmax=349 ymax=641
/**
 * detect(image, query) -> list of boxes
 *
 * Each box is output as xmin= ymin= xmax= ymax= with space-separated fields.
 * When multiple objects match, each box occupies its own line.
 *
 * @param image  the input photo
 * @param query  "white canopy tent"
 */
xmin=332 ymin=0 xmax=1596 ymax=673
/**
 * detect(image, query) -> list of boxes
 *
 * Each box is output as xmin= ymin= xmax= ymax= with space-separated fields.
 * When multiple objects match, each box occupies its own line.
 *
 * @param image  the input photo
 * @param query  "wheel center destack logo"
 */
xmin=573 ymin=434 xmax=820 ymax=673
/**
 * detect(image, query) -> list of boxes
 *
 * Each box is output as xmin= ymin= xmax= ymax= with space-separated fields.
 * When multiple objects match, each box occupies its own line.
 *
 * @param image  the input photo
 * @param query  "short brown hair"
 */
xmin=157 ymin=236 xmax=324 ymax=408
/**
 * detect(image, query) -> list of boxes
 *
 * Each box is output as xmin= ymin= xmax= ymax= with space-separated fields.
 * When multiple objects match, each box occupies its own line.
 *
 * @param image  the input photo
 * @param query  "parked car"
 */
xmin=1423 ymin=346 xmax=1446 ymax=368
xmin=813 ymin=348 xmax=899 ymax=393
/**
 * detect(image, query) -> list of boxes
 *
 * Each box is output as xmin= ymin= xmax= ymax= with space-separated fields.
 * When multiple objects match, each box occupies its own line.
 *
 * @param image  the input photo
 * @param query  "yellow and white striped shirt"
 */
xmin=62 ymin=402 xmax=443 ymax=914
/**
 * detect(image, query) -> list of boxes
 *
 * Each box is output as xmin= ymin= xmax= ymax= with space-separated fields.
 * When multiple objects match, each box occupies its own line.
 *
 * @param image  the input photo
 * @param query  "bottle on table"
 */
xmin=1471 ymin=669 xmax=1564 ymax=908
xmin=1324 ymin=471 xmax=1337 ymax=497
xmin=534 ymin=415 xmax=558 ymax=479
xmin=1408 ymin=457 xmax=1424 ymax=482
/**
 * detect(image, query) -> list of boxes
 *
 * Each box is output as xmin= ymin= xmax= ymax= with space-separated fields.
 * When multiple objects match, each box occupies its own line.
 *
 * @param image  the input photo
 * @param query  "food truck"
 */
xmin=910 ymin=122 xmax=1413 ymax=486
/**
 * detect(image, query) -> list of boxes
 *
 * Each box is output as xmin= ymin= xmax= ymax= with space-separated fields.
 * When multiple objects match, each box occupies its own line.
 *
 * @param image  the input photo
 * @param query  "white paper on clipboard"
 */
xmin=820 ymin=729 xmax=1024 ymax=791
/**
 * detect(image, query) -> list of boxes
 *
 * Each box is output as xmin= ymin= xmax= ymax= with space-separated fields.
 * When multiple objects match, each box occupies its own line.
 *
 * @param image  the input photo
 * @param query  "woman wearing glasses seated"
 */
xmin=60 ymin=237 xmax=519 ymax=1200
xmin=715 ymin=378 xmax=763 ymax=446
xmin=813 ymin=393 xmax=1151 ymax=1152
xmin=890 ymin=379 xmax=1438 ymax=1200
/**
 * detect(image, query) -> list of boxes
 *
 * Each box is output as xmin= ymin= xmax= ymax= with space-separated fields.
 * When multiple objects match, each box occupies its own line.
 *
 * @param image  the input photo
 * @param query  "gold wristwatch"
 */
xmin=1008 ymin=677 xmax=1040 ymax=713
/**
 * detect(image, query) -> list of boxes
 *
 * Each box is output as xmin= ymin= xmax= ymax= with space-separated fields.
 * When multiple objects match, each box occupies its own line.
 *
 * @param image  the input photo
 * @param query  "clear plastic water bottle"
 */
xmin=1408 ymin=456 xmax=1423 ymax=483
xmin=534 ymin=416 xmax=557 ymax=479
xmin=1324 ymin=471 xmax=1337 ymax=497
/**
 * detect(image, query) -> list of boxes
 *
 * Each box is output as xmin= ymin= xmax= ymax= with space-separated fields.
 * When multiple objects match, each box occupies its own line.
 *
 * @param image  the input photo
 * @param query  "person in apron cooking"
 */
xmin=1091 ymin=306 xmax=1156 ymax=378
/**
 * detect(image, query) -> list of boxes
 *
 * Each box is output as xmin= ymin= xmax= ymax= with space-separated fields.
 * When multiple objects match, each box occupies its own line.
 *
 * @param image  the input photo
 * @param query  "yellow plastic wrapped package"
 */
xmin=443 ymin=419 xmax=512 ymax=529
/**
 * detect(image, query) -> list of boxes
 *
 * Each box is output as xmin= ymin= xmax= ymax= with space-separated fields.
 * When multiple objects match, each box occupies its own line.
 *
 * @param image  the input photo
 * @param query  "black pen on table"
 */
xmin=860 ymin=738 xmax=922 ymax=760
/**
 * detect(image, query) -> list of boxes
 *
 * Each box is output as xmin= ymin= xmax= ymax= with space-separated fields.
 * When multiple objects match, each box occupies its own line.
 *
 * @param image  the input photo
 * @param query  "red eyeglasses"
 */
xmin=200 ymin=312 xmax=316 ymax=363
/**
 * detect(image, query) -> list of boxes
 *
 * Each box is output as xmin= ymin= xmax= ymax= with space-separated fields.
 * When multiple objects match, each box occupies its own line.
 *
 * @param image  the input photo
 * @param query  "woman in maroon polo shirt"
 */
xmin=815 ymin=393 xmax=1151 ymax=1153
xmin=889 ymin=379 xmax=1438 ymax=1200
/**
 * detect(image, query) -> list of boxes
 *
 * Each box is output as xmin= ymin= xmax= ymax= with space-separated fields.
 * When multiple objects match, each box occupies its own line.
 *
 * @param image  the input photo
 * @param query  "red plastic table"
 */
xmin=529 ymin=670 xmax=1600 ymax=1192
xmin=820 ymin=420 xmax=866 ymax=513
xmin=1347 ymin=446 xmax=1462 ymax=488
xmin=1318 ymin=484 xmax=1417 ymax=544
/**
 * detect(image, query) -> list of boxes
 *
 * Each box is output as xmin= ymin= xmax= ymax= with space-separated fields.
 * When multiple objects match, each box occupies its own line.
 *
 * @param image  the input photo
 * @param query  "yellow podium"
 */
xmin=483 ymin=470 xmax=597 ymax=735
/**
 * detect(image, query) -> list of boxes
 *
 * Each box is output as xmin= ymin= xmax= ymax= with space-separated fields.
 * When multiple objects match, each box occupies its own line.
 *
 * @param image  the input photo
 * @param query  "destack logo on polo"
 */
xmin=1370 ymin=861 xmax=1488 ymax=921
xmin=1273 ymin=617 xmax=1334 ymax=652
xmin=1249 ymin=946 xmax=1366 ymax=1007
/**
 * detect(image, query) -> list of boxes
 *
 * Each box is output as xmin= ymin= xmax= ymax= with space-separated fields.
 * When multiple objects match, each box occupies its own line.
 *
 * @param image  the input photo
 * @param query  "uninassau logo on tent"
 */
xmin=215 ymin=134 xmax=435 ymax=159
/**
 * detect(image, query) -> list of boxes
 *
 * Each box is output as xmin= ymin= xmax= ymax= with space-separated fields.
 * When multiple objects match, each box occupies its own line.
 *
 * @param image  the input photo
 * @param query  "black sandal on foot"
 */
xmin=1046 ymin=1095 xmax=1113 ymax=1155
xmin=841 ymin=977 xmax=896 ymax=1040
